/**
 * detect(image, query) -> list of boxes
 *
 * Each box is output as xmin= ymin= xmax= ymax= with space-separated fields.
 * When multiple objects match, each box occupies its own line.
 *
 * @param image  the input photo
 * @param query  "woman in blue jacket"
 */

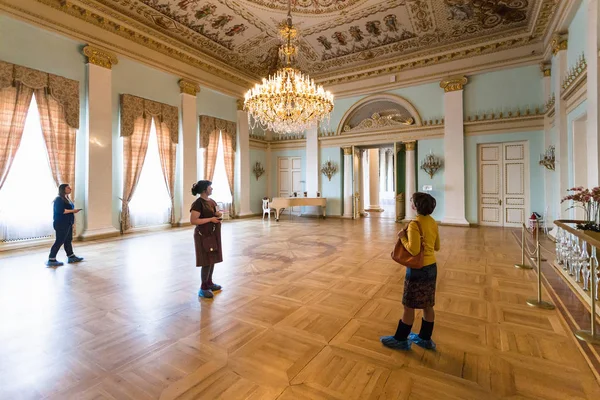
xmin=46 ymin=184 xmax=83 ymax=267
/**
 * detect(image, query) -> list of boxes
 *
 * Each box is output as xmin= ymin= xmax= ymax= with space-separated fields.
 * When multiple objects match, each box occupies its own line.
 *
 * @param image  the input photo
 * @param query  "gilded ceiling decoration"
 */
xmin=59 ymin=0 xmax=558 ymax=80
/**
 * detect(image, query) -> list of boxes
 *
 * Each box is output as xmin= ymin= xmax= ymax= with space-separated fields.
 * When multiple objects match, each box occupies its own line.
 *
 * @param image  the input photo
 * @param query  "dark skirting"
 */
xmin=402 ymin=263 xmax=437 ymax=309
xmin=193 ymin=223 xmax=223 ymax=267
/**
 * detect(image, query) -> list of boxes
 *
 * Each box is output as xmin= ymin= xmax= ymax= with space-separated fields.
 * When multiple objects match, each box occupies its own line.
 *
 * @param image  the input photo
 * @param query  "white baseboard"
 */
xmin=78 ymin=226 xmax=121 ymax=241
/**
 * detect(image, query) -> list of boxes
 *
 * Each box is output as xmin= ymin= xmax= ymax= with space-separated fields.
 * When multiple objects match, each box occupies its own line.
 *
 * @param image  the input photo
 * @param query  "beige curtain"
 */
xmin=0 ymin=84 xmax=33 ymax=190
xmin=155 ymin=119 xmax=177 ymax=225
xmin=120 ymin=115 xmax=152 ymax=233
xmin=35 ymin=88 xmax=76 ymax=192
xmin=204 ymin=130 xmax=219 ymax=181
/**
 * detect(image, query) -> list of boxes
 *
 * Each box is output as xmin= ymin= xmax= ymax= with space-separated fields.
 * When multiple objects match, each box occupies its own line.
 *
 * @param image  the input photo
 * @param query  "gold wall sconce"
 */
xmin=253 ymin=161 xmax=265 ymax=180
xmin=539 ymin=145 xmax=555 ymax=170
xmin=420 ymin=151 xmax=443 ymax=178
xmin=320 ymin=159 xmax=338 ymax=181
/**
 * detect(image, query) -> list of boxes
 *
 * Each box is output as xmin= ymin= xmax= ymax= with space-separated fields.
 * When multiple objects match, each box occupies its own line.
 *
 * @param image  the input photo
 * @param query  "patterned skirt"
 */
xmin=402 ymin=263 xmax=437 ymax=309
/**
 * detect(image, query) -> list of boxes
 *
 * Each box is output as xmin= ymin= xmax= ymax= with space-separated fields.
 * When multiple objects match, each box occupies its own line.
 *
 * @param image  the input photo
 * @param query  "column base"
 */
xmin=78 ymin=226 xmax=121 ymax=241
xmin=342 ymin=213 xmax=353 ymax=219
xmin=441 ymin=217 xmax=470 ymax=227
xmin=365 ymin=206 xmax=384 ymax=212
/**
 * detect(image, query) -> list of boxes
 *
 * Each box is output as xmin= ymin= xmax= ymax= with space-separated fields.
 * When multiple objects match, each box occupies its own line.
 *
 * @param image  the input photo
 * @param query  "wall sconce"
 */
xmin=539 ymin=145 xmax=555 ymax=170
xmin=420 ymin=150 xmax=443 ymax=178
xmin=253 ymin=161 xmax=265 ymax=180
xmin=320 ymin=159 xmax=338 ymax=181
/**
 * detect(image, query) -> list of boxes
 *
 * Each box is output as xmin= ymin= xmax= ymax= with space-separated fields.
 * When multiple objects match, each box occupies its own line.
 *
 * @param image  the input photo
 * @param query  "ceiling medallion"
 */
xmin=243 ymin=0 xmax=334 ymax=134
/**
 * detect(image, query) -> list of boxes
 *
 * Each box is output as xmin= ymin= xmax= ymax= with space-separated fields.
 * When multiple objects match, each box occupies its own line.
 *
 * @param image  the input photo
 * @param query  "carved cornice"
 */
xmin=405 ymin=141 xmax=416 ymax=151
xmin=440 ymin=76 xmax=468 ymax=92
xmin=465 ymin=106 xmax=545 ymax=122
xmin=343 ymin=112 xmax=414 ymax=133
xmin=540 ymin=62 xmax=551 ymax=77
xmin=178 ymin=79 xmax=200 ymax=96
xmin=82 ymin=45 xmax=118 ymax=69
xmin=561 ymin=54 xmax=586 ymax=93
xmin=551 ymin=32 xmax=568 ymax=55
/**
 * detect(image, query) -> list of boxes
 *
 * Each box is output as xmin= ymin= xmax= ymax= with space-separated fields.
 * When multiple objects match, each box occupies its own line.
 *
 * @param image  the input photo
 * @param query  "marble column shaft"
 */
xmin=405 ymin=141 xmax=417 ymax=220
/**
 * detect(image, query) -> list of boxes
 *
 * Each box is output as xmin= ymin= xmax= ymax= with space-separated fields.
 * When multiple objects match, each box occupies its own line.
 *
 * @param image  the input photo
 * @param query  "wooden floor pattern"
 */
xmin=0 ymin=218 xmax=599 ymax=399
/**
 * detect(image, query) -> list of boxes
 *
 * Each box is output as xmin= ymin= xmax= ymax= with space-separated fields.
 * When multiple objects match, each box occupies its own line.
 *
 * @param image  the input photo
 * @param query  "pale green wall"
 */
xmin=388 ymin=82 xmax=444 ymax=121
xmin=328 ymin=94 xmax=365 ymax=132
xmin=417 ymin=139 xmax=445 ymax=221
xmin=270 ymin=149 xmax=306 ymax=196
xmin=197 ymin=87 xmax=237 ymax=121
xmin=112 ymin=57 xmax=180 ymax=228
xmin=568 ymin=1 xmax=586 ymax=68
xmin=464 ymin=66 xmax=543 ymax=116
xmin=465 ymin=131 xmax=545 ymax=224
xmin=0 ymin=16 xmax=88 ymax=234
xmin=319 ymin=147 xmax=343 ymax=216
xmin=249 ymin=149 xmax=268 ymax=214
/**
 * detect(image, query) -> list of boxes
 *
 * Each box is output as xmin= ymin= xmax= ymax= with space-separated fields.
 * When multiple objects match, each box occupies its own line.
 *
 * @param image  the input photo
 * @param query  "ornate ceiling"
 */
xmin=47 ymin=0 xmax=559 ymax=84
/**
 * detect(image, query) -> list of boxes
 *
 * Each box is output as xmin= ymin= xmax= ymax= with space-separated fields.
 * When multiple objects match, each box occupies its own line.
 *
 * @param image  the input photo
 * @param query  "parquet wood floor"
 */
xmin=0 ymin=218 xmax=599 ymax=399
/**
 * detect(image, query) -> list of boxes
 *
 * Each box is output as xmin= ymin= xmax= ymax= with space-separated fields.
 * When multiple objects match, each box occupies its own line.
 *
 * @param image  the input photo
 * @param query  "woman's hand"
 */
xmin=397 ymin=229 xmax=407 ymax=238
xmin=74 ymin=209 xmax=82 ymax=213
xmin=209 ymin=217 xmax=222 ymax=224
xmin=214 ymin=211 xmax=223 ymax=218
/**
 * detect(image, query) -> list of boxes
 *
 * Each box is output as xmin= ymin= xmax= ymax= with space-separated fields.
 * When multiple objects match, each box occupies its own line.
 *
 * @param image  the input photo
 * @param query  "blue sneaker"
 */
xmin=198 ymin=289 xmax=214 ymax=298
xmin=409 ymin=333 xmax=436 ymax=350
xmin=67 ymin=255 xmax=84 ymax=264
xmin=46 ymin=260 xmax=63 ymax=267
xmin=380 ymin=336 xmax=411 ymax=350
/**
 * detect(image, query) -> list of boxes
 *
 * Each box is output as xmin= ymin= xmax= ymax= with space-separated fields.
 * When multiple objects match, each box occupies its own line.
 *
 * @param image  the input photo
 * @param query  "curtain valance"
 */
xmin=199 ymin=115 xmax=236 ymax=150
xmin=0 ymin=60 xmax=80 ymax=129
xmin=120 ymin=94 xmax=179 ymax=143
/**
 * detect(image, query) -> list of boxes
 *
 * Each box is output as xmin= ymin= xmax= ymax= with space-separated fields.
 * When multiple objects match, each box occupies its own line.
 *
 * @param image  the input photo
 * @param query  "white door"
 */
xmin=479 ymin=142 xmax=529 ymax=227
xmin=278 ymin=156 xmax=302 ymax=213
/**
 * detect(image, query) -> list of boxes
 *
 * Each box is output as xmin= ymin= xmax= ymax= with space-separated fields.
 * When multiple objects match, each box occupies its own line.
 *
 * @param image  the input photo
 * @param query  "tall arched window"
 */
xmin=128 ymin=118 xmax=172 ymax=228
xmin=211 ymin=131 xmax=232 ymax=205
xmin=0 ymin=94 xmax=57 ymax=242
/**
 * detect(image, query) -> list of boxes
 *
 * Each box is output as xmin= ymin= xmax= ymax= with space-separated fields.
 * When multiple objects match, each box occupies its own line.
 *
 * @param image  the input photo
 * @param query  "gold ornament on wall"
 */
xmin=253 ymin=161 xmax=265 ymax=180
xmin=320 ymin=159 xmax=339 ymax=181
xmin=539 ymin=145 xmax=555 ymax=171
xmin=420 ymin=150 xmax=443 ymax=179
xmin=82 ymin=45 xmax=118 ymax=69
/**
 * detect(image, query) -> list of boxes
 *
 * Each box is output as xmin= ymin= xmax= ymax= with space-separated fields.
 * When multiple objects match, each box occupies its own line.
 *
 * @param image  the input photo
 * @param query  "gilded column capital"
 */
xmin=342 ymin=146 xmax=352 ymax=156
xmin=551 ymin=32 xmax=568 ymax=56
xmin=178 ymin=79 xmax=200 ymax=96
xmin=404 ymin=141 xmax=416 ymax=151
xmin=236 ymin=99 xmax=245 ymax=111
xmin=440 ymin=76 xmax=468 ymax=92
xmin=82 ymin=45 xmax=118 ymax=69
xmin=540 ymin=62 xmax=551 ymax=77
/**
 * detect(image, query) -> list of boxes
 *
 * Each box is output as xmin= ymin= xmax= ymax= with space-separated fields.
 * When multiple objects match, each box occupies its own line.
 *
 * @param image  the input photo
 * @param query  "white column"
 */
xmin=587 ymin=0 xmax=600 ymax=187
xmin=440 ymin=76 xmax=469 ymax=226
xmin=553 ymin=34 xmax=569 ymax=218
xmin=305 ymin=126 xmax=319 ymax=196
xmin=342 ymin=147 xmax=353 ymax=218
xmin=358 ymin=149 xmax=365 ymax=215
xmin=80 ymin=46 xmax=119 ymax=240
xmin=404 ymin=141 xmax=417 ymax=220
xmin=236 ymin=100 xmax=252 ymax=216
xmin=178 ymin=79 xmax=200 ymax=225
xmin=541 ymin=63 xmax=554 ymax=227
xmin=379 ymin=148 xmax=386 ymax=196
xmin=367 ymin=148 xmax=382 ymax=211
xmin=386 ymin=149 xmax=394 ymax=192
xmin=266 ymin=142 xmax=272 ymax=199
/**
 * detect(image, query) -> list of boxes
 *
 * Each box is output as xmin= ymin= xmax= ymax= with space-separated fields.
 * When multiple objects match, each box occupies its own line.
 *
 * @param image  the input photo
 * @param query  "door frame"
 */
xmin=477 ymin=140 xmax=530 ymax=227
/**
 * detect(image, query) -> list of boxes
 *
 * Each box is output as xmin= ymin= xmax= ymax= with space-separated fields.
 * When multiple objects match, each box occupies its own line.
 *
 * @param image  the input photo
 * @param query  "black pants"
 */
xmin=49 ymin=223 xmax=73 ymax=259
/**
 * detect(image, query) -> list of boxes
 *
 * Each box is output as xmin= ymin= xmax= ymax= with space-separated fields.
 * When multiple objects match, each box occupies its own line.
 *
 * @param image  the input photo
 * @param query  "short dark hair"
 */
xmin=58 ymin=183 xmax=70 ymax=202
xmin=412 ymin=192 xmax=436 ymax=216
xmin=191 ymin=180 xmax=212 ymax=196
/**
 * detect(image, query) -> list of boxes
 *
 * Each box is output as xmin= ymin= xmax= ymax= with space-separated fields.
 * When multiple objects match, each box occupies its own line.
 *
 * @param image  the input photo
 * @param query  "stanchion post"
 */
xmin=515 ymin=224 xmax=533 ymax=270
xmin=575 ymin=246 xmax=600 ymax=344
xmin=526 ymin=236 xmax=555 ymax=310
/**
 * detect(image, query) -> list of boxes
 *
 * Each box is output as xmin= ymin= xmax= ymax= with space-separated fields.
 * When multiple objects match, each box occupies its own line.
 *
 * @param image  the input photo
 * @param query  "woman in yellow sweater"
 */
xmin=381 ymin=192 xmax=440 ymax=351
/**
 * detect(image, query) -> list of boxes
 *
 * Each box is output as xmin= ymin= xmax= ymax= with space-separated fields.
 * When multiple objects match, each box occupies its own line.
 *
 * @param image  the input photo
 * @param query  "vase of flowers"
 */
xmin=561 ymin=187 xmax=600 ymax=239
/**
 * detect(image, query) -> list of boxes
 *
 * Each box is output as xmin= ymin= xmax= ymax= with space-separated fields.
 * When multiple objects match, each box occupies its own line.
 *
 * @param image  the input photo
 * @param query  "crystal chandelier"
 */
xmin=243 ymin=0 xmax=334 ymax=134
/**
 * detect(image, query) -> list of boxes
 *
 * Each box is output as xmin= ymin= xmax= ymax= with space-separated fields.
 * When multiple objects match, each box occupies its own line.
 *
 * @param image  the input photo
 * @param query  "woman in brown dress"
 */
xmin=190 ymin=180 xmax=223 ymax=298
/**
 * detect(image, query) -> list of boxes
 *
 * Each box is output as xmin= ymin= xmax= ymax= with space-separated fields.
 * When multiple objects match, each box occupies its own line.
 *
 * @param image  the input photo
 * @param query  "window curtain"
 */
xmin=120 ymin=94 xmax=178 ymax=232
xmin=199 ymin=115 xmax=236 ymax=216
xmin=0 ymin=61 xmax=79 ymax=191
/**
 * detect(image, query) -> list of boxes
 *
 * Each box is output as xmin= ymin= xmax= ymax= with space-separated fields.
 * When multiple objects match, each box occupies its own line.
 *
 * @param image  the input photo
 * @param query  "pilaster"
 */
xmin=342 ymin=146 xmax=353 ymax=218
xmin=440 ymin=76 xmax=469 ymax=226
xmin=79 ymin=45 xmax=120 ymax=240
xmin=178 ymin=79 xmax=200 ymax=225
xmin=236 ymin=99 xmax=252 ymax=216
xmin=587 ymin=0 xmax=600 ymax=187
xmin=404 ymin=141 xmax=417 ymax=220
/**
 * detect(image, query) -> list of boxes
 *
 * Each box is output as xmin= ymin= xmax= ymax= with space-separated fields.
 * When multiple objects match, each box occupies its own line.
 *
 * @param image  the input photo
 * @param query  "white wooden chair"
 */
xmin=262 ymin=199 xmax=275 ymax=220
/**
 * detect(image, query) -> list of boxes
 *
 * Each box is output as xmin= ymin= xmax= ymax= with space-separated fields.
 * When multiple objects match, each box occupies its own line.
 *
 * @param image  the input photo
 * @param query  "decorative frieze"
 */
xmin=561 ymin=54 xmax=587 ymax=92
xmin=82 ymin=45 xmax=118 ymax=69
xmin=465 ymin=106 xmax=544 ymax=122
xmin=272 ymin=132 xmax=305 ymax=141
xmin=440 ymin=76 xmax=468 ymax=92
xmin=178 ymin=79 xmax=200 ymax=96
xmin=545 ymin=93 xmax=556 ymax=113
